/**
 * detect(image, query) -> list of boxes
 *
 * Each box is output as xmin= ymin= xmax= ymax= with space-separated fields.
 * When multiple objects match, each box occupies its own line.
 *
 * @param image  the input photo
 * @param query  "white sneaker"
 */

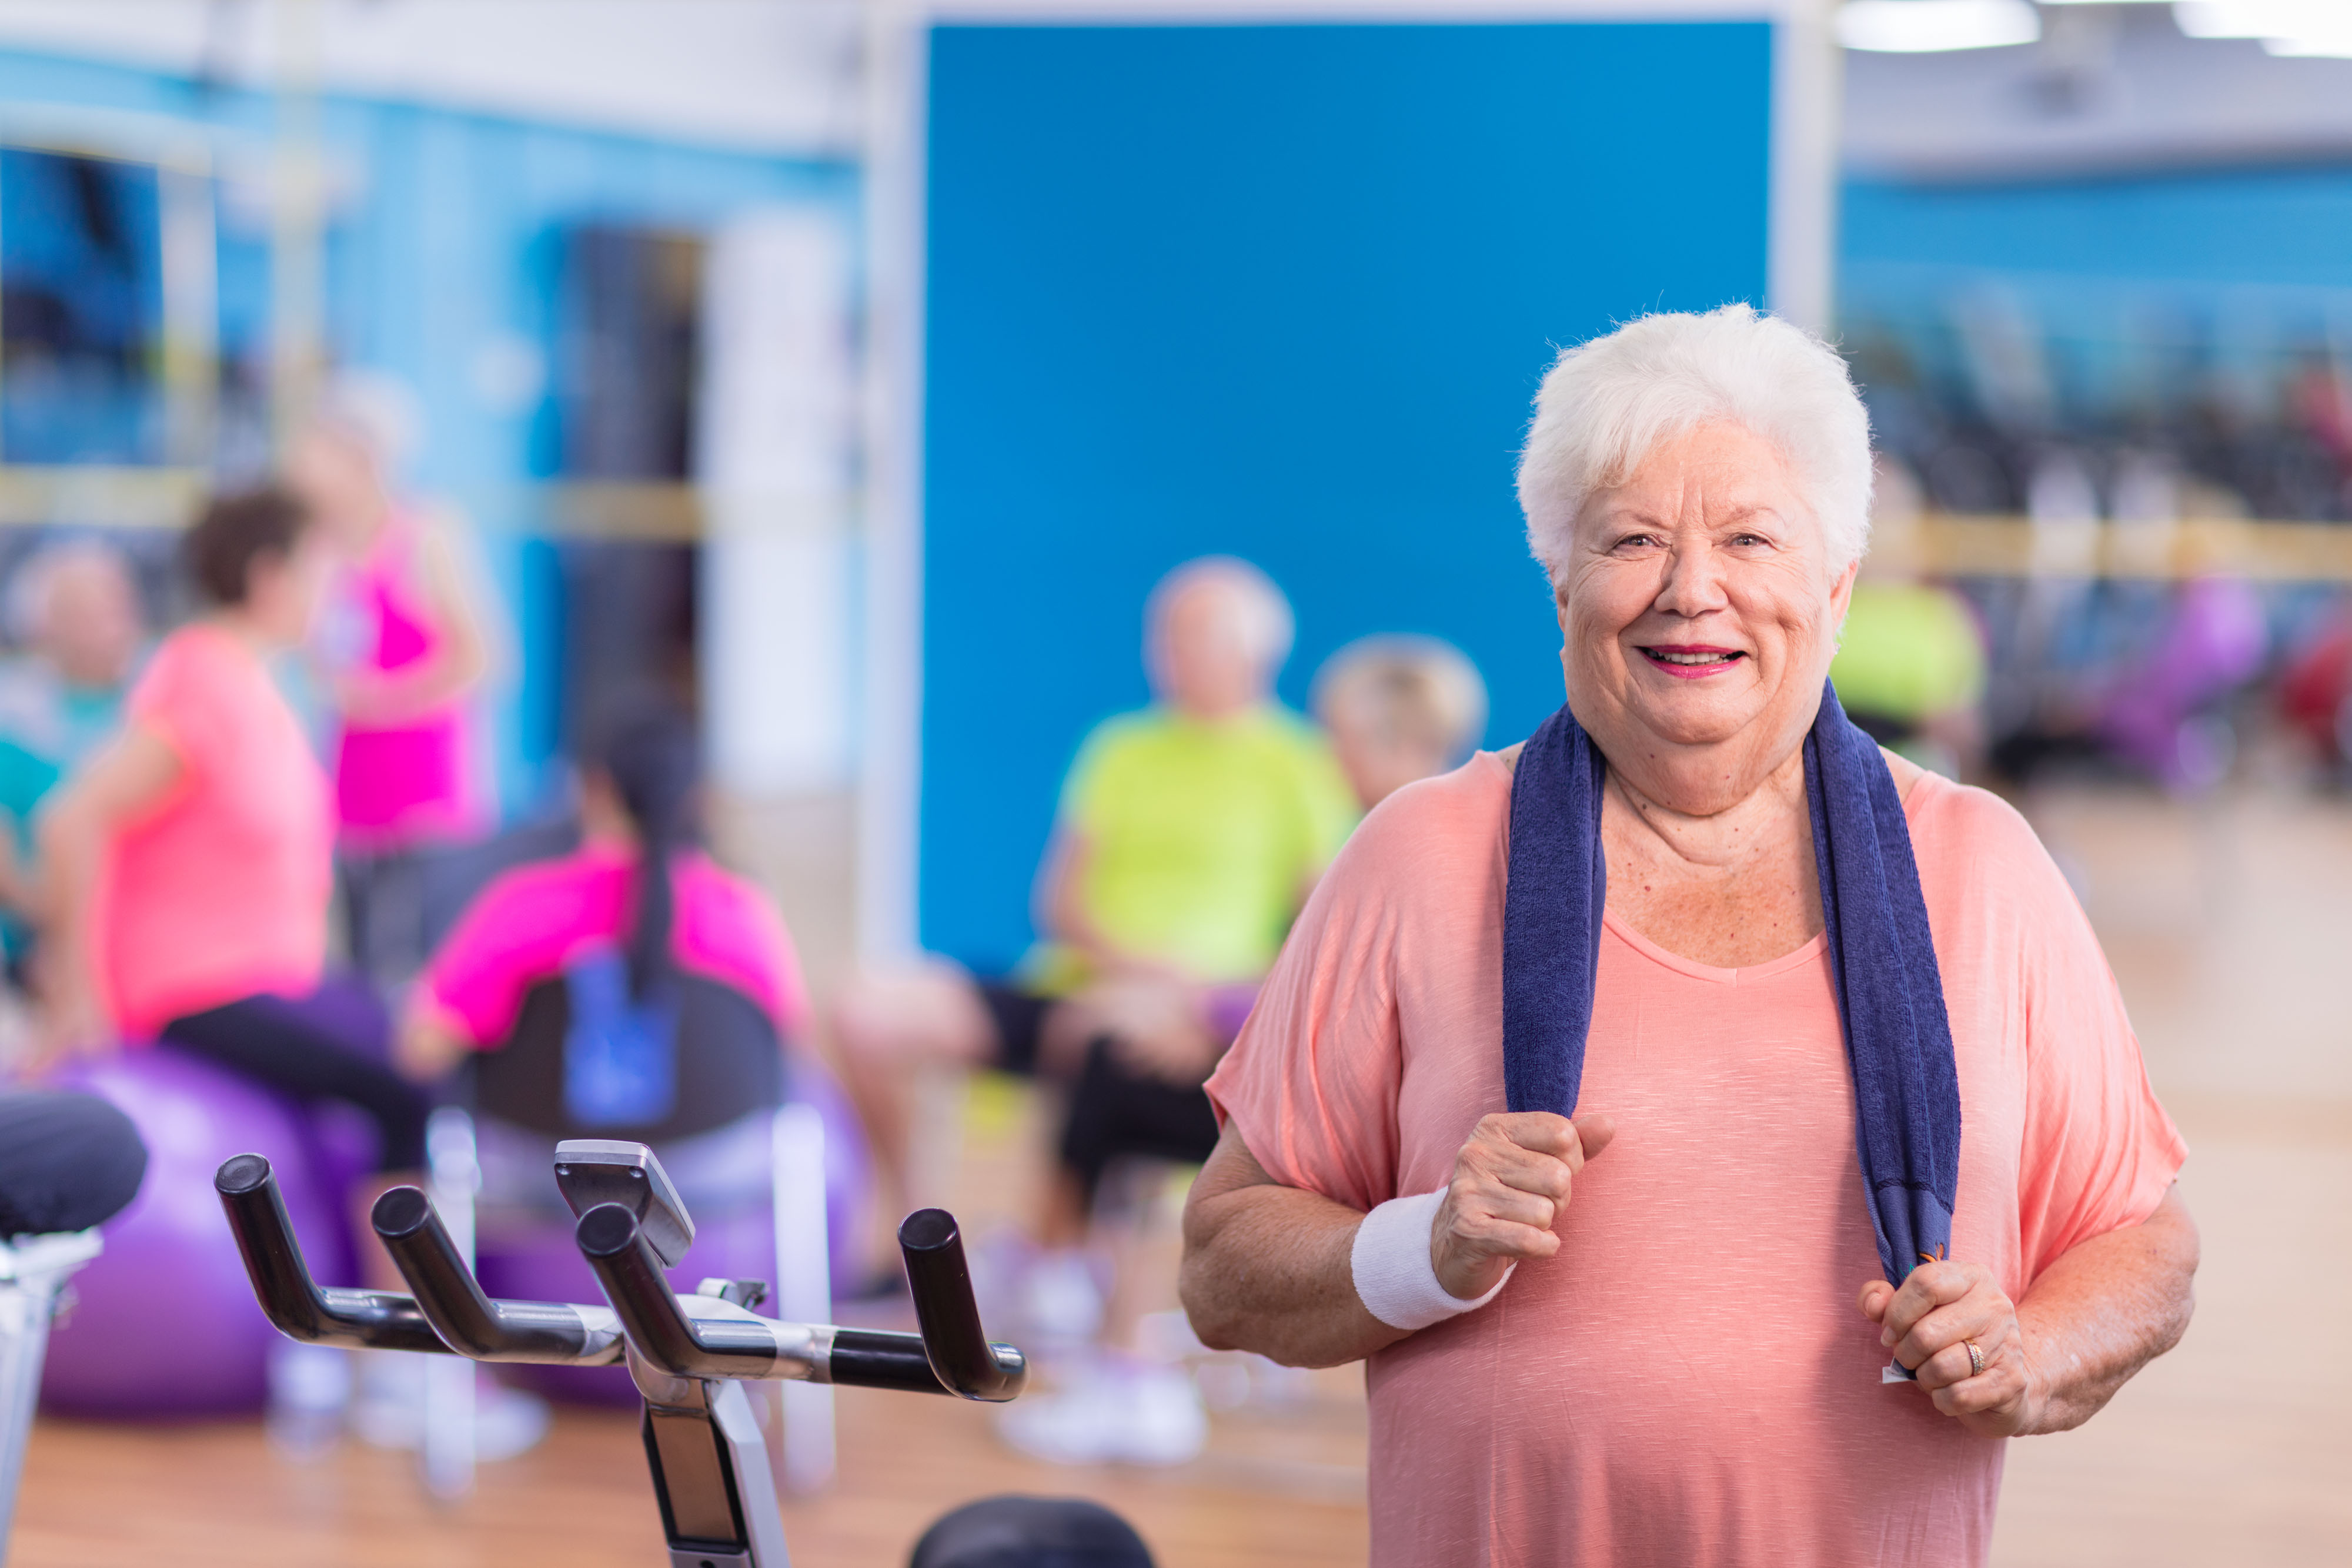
xmin=997 ymin=1359 xmax=1207 ymax=1467
xmin=1019 ymin=1250 xmax=1106 ymax=1350
xmin=473 ymin=1384 xmax=551 ymax=1462
xmin=349 ymin=1355 xmax=549 ymax=1462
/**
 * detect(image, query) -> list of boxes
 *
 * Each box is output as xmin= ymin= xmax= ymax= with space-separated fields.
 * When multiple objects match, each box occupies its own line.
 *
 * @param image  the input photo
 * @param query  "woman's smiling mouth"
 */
xmin=1638 ymin=644 xmax=1746 ymax=678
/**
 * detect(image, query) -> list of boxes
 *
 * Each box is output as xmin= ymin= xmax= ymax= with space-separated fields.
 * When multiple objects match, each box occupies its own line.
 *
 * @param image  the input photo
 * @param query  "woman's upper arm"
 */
xmin=1203 ymin=806 xmax=1411 ymax=1212
xmin=417 ymin=520 xmax=496 ymax=681
xmin=50 ymin=721 xmax=183 ymax=830
xmin=1999 ymin=802 xmax=2189 ymax=1273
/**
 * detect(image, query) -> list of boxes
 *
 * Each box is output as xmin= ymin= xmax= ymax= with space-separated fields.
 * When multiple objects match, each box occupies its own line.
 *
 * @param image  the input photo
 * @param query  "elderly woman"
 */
xmin=1180 ymin=306 xmax=2194 ymax=1566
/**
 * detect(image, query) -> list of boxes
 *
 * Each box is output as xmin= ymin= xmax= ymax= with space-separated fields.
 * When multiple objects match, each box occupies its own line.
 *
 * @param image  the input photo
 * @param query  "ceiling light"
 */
xmin=2172 ymin=1 xmax=2345 ymax=38
xmin=2261 ymin=34 xmax=2352 ymax=55
xmin=1836 ymin=0 xmax=2042 ymax=52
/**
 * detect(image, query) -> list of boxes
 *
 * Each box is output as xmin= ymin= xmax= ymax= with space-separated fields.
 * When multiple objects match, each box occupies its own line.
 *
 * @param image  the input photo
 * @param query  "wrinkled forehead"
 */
xmin=41 ymin=555 xmax=138 ymax=613
xmin=1152 ymin=576 xmax=1251 ymax=636
xmin=1571 ymin=422 xmax=1826 ymax=550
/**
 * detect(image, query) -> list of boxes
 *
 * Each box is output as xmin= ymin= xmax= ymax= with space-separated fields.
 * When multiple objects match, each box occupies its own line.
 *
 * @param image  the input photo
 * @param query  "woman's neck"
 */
xmin=203 ymin=609 xmax=280 ymax=656
xmin=1599 ymin=745 xmax=1823 ymax=969
xmin=1604 ymin=745 xmax=1810 ymax=874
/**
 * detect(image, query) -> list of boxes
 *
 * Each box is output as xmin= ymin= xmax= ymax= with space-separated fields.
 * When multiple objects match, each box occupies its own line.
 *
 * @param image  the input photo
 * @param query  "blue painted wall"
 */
xmin=0 ymin=48 xmax=857 ymax=806
xmin=1843 ymin=165 xmax=2352 ymax=293
xmin=923 ymin=22 xmax=1773 ymax=972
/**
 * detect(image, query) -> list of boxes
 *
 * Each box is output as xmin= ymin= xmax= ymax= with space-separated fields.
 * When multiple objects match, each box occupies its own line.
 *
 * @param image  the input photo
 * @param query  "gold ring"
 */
xmin=1965 ymin=1340 xmax=1987 ymax=1378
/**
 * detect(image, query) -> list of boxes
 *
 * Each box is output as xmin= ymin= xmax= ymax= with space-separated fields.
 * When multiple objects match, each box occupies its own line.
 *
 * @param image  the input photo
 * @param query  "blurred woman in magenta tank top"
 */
xmin=287 ymin=390 xmax=496 ymax=990
xmin=332 ymin=514 xmax=485 ymax=844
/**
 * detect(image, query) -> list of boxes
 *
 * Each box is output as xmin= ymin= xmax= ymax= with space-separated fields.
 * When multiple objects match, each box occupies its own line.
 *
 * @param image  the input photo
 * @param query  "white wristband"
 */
xmin=1350 ymin=1188 xmax=1514 ymax=1331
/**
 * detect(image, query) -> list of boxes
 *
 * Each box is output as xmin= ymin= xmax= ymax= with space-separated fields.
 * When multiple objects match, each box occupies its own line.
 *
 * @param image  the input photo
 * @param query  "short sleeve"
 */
xmin=1055 ymin=716 xmax=1133 ymax=837
xmin=1993 ymin=805 xmax=2189 ymax=1279
xmin=674 ymin=862 xmax=810 ymax=1039
xmin=126 ymin=631 xmax=235 ymax=790
xmin=1205 ymin=797 xmax=1413 ymax=1213
xmin=419 ymin=868 xmax=592 ymax=1048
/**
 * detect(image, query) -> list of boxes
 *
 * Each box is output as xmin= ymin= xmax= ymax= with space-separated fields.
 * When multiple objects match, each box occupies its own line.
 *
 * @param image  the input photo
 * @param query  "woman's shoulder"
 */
xmin=1900 ymin=767 xmax=2080 ymax=919
xmin=1331 ymin=751 xmax=1512 ymax=882
xmin=674 ymin=852 xmax=781 ymax=924
xmin=462 ymin=848 xmax=623 ymax=928
xmin=1901 ymin=766 xmax=2033 ymax=850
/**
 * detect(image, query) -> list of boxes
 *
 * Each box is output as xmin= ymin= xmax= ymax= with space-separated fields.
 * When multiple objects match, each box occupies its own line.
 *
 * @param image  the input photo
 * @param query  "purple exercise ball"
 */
xmin=39 ymin=1047 xmax=352 ymax=1419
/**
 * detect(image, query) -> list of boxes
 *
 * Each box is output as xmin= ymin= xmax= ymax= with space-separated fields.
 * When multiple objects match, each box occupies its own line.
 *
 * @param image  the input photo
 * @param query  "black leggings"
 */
xmin=1056 ymin=1036 xmax=1222 ymax=1206
xmin=161 ymin=994 xmax=431 ymax=1172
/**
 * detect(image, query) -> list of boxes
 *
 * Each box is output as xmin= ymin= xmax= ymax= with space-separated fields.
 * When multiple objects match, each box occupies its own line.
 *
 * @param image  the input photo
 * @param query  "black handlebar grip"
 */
xmin=574 ymin=1201 xmax=779 ymax=1379
xmin=371 ymin=1186 xmax=622 ymax=1366
xmin=214 ymin=1154 xmax=445 ymax=1355
xmin=897 ymin=1208 xmax=1026 ymax=1402
xmin=826 ymin=1328 xmax=954 ymax=1395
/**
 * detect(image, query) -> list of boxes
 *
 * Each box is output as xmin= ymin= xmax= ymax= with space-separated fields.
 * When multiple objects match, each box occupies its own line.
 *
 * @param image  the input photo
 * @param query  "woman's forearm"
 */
xmin=2016 ymin=1185 xmax=2198 ymax=1435
xmin=36 ymin=801 xmax=106 ymax=1011
xmin=1179 ymin=1128 xmax=1408 ymax=1368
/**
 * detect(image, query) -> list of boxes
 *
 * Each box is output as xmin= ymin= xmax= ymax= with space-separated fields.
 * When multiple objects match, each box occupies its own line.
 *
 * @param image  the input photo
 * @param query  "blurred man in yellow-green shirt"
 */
xmin=834 ymin=556 xmax=1355 ymax=1269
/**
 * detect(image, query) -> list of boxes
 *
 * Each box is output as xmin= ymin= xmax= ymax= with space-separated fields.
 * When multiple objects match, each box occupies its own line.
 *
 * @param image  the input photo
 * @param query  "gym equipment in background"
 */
xmin=217 ymin=1136 xmax=1026 ymax=1567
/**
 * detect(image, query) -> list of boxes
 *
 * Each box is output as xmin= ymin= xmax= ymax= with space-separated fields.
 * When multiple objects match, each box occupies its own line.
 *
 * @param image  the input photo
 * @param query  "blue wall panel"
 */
xmin=923 ymin=21 xmax=1773 ymax=972
xmin=1844 ymin=166 xmax=2352 ymax=292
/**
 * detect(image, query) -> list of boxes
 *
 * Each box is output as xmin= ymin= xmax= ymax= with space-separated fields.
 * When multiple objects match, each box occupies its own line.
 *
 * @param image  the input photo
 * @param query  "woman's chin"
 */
xmin=1619 ymin=687 xmax=1766 ymax=749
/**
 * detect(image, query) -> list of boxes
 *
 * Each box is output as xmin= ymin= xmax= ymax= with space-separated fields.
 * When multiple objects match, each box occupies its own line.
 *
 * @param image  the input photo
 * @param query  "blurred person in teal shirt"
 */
xmin=0 ymin=541 xmax=147 ymax=948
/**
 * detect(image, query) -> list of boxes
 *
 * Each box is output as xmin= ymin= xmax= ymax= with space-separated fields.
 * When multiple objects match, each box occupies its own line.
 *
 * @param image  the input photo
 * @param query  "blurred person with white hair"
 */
xmin=285 ymin=376 xmax=497 ymax=994
xmin=834 ymin=556 xmax=1358 ymax=1460
xmin=0 ymin=540 xmax=148 ymax=940
xmin=1312 ymin=633 xmax=1488 ymax=808
xmin=1182 ymin=306 xmax=2194 ymax=1566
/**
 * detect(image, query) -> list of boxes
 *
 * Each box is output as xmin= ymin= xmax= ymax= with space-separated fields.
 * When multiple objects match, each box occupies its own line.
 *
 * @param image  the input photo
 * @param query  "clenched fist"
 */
xmin=1431 ymin=1111 xmax=1616 ymax=1302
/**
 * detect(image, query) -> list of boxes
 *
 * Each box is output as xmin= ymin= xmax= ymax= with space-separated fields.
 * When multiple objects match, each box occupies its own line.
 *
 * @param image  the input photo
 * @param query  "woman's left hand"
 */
xmin=1859 ymin=1262 xmax=2042 ymax=1437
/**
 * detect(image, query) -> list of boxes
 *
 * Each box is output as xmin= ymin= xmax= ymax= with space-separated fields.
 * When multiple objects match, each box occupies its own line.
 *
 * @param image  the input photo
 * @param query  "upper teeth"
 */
xmin=1654 ymin=651 xmax=1727 ymax=664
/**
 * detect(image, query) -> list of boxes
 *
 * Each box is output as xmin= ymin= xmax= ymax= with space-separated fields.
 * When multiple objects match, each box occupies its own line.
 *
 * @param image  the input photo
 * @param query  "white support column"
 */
xmin=697 ymin=208 xmax=861 ymax=798
xmin=1769 ymin=0 xmax=1843 ymax=336
xmin=854 ymin=2 xmax=930 ymax=962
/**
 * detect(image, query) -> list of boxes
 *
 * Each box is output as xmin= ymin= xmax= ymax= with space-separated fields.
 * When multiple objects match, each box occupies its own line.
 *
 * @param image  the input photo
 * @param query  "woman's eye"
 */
xmin=1613 ymin=533 xmax=1662 ymax=551
xmin=1729 ymin=532 xmax=1772 ymax=549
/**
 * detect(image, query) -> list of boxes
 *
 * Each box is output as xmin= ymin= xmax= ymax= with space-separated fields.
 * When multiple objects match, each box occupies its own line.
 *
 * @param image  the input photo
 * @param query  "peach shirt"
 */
xmin=1205 ymin=752 xmax=2186 ymax=1568
xmin=99 ymin=625 xmax=332 ymax=1037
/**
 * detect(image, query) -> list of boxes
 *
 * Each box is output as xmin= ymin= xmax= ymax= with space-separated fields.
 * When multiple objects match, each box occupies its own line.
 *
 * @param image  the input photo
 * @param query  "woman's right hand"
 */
xmin=1431 ymin=1111 xmax=1616 ymax=1302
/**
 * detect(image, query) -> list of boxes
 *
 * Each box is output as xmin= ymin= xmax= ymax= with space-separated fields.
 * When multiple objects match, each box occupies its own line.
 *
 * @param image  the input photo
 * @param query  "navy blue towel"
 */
xmin=1502 ymin=680 xmax=1963 ymax=1297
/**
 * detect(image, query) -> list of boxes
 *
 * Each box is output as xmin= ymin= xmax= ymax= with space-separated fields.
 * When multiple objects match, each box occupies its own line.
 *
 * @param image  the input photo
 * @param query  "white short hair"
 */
xmin=7 ymin=538 xmax=136 ymax=645
xmin=1147 ymin=556 xmax=1295 ymax=671
xmin=1516 ymin=304 xmax=1874 ymax=581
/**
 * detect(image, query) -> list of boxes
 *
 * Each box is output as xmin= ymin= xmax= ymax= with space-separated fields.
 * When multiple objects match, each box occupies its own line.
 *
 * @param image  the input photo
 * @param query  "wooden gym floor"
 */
xmin=16 ymin=780 xmax=2352 ymax=1567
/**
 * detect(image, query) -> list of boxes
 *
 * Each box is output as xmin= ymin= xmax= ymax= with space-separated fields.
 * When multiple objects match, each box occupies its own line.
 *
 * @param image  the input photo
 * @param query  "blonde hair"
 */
xmin=1313 ymin=634 xmax=1487 ymax=762
xmin=1516 ymin=303 xmax=1875 ymax=580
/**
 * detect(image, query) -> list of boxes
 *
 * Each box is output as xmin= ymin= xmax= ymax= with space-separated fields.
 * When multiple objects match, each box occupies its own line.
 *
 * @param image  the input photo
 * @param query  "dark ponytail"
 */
xmin=599 ymin=703 xmax=703 ymax=1005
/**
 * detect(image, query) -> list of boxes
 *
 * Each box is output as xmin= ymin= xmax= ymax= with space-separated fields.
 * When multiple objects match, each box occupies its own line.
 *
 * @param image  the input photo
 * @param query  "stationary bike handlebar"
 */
xmin=212 ymin=1154 xmax=1027 ymax=1402
xmin=216 ymin=1152 xmax=446 ymax=1356
xmin=369 ymin=1186 xmax=626 ymax=1366
xmin=575 ymin=1202 xmax=1025 ymax=1400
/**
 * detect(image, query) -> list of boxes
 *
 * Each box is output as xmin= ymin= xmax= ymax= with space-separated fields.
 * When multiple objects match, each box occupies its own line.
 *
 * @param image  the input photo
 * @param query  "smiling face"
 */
xmin=1555 ymin=421 xmax=1856 ymax=811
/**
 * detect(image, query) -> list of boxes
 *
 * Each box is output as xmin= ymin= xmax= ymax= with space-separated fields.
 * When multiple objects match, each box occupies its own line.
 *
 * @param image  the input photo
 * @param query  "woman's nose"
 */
xmin=1651 ymin=543 xmax=1730 ymax=616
